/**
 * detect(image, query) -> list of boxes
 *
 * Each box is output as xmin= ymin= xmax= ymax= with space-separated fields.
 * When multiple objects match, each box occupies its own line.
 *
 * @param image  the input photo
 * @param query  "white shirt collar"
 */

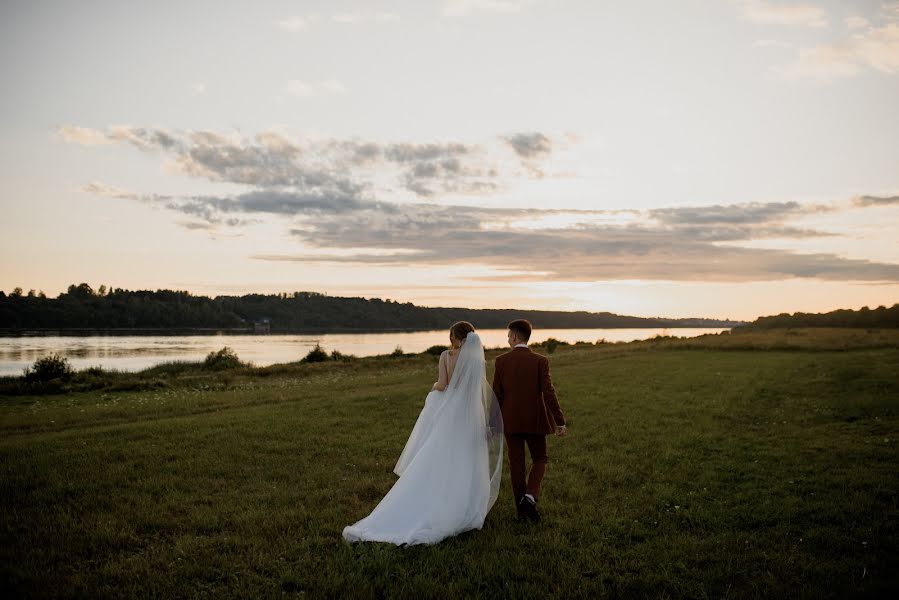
xmin=514 ymin=343 xmax=529 ymax=348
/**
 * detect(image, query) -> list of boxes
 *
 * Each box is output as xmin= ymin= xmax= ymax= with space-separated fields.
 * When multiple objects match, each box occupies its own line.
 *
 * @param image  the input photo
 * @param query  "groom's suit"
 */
xmin=492 ymin=346 xmax=566 ymax=508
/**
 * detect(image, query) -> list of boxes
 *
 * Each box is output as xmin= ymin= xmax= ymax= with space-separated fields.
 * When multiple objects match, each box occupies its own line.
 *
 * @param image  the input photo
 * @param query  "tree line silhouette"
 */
xmin=740 ymin=303 xmax=899 ymax=330
xmin=0 ymin=283 xmax=742 ymax=332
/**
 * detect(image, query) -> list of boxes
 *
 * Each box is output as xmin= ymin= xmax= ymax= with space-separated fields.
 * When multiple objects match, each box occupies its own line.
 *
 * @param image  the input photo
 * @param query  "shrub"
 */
xmin=425 ymin=345 xmax=448 ymax=356
xmin=542 ymin=338 xmax=569 ymax=354
xmin=330 ymin=349 xmax=355 ymax=362
xmin=302 ymin=344 xmax=329 ymax=363
xmin=142 ymin=360 xmax=201 ymax=377
xmin=24 ymin=353 xmax=73 ymax=382
xmin=203 ymin=346 xmax=243 ymax=370
xmin=390 ymin=345 xmax=405 ymax=357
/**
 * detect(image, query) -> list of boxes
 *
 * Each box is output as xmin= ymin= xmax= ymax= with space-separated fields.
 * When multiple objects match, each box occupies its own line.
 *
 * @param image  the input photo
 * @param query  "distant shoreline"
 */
xmin=0 ymin=325 xmax=737 ymax=337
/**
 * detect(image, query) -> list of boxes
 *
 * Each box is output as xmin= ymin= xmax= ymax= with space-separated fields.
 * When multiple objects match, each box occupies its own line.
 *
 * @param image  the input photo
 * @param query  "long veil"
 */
xmin=393 ymin=331 xmax=505 ymax=512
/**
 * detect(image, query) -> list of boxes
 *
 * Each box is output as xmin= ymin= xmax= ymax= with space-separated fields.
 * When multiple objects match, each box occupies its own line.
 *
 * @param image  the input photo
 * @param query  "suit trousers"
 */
xmin=505 ymin=433 xmax=548 ymax=507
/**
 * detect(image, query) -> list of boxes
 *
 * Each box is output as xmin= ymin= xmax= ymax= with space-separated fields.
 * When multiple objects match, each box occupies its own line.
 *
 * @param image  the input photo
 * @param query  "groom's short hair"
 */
xmin=508 ymin=319 xmax=532 ymax=342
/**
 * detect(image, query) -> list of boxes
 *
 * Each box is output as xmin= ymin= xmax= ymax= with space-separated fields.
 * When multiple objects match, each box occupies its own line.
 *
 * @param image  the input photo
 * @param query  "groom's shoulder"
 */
xmin=495 ymin=350 xmax=512 ymax=363
xmin=527 ymin=349 xmax=549 ymax=364
xmin=495 ymin=348 xmax=547 ymax=363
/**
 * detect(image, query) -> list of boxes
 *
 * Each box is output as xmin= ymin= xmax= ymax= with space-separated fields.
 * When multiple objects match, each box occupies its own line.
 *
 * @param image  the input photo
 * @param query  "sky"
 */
xmin=1 ymin=0 xmax=897 ymax=320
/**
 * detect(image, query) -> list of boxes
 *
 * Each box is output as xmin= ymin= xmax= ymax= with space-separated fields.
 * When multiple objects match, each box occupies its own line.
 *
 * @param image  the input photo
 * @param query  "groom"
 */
xmin=492 ymin=319 xmax=567 ymax=522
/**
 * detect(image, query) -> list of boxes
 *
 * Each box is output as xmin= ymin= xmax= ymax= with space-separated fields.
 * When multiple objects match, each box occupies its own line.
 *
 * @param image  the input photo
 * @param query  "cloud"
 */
xmin=845 ymin=16 xmax=870 ymax=30
xmin=180 ymin=137 xmax=361 ymax=195
xmin=737 ymin=0 xmax=829 ymax=28
xmin=380 ymin=141 xmax=499 ymax=196
xmin=67 ymin=122 xmax=898 ymax=284
xmin=61 ymin=126 xmax=526 ymax=199
xmin=269 ymin=199 xmax=890 ymax=283
xmin=277 ymin=16 xmax=309 ymax=32
xmin=178 ymin=220 xmax=215 ymax=231
xmin=81 ymin=181 xmax=139 ymax=200
xmin=258 ymin=217 xmax=898 ymax=283
xmin=151 ymin=189 xmax=893 ymax=283
xmin=58 ymin=126 xmax=114 ymax=146
xmin=81 ymin=187 xmax=267 ymax=230
xmin=286 ymin=79 xmax=346 ymax=97
xmin=500 ymin=132 xmax=554 ymax=178
xmin=319 ymin=79 xmax=347 ymax=94
xmin=188 ymin=82 xmax=206 ymax=95
xmin=63 ymin=126 xmax=367 ymax=197
xmin=648 ymin=201 xmax=814 ymax=225
xmin=769 ymin=10 xmax=899 ymax=81
xmin=331 ymin=13 xmax=360 ymax=24
xmin=502 ymin=132 xmax=552 ymax=159
xmin=774 ymin=44 xmax=863 ymax=80
xmin=190 ymin=188 xmax=379 ymax=217
xmin=81 ymin=181 xmax=175 ymax=205
xmin=126 ymin=187 xmax=614 ymax=228
xmin=853 ymin=194 xmax=899 ymax=207
xmin=752 ymin=39 xmax=793 ymax=48
xmin=442 ymin=0 xmax=523 ymax=17
xmin=278 ymin=12 xmax=398 ymax=30
xmin=103 ymin=126 xmax=178 ymax=150
xmin=81 ymin=178 xmax=365 ymax=229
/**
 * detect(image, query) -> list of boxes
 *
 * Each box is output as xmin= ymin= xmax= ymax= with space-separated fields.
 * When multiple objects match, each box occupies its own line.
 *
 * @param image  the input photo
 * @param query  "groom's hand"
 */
xmin=556 ymin=425 xmax=568 ymax=437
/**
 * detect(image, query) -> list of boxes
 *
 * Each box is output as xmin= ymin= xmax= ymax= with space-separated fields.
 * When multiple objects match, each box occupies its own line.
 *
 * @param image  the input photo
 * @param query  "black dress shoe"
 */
xmin=514 ymin=496 xmax=526 ymax=521
xmin=518 ymin=495 xmax=541 ymax=522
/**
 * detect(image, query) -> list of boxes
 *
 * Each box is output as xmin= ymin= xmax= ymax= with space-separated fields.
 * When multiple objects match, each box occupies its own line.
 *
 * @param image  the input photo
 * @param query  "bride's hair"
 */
xmin=450 ymin=321 xmax=475 ymax=342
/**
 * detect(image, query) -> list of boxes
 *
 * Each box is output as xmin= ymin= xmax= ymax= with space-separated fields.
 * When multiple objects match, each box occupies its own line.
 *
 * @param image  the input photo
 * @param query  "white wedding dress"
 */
xmin=342 ymin=332 xmax=504 ymax=545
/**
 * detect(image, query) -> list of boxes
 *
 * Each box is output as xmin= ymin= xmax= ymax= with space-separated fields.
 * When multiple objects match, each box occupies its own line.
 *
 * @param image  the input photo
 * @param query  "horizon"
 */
xmin=7 ymin=281 xmax=897 ymax=323
xmin=2 ymin=1 xmax=898 ymax=321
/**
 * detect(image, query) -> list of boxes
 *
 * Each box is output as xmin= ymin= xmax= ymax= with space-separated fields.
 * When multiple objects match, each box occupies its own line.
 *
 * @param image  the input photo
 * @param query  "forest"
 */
xmin=739 ymin=302 xmax=899 ymax=329
xmin=0 ymin=283 xmax=742 ymax=332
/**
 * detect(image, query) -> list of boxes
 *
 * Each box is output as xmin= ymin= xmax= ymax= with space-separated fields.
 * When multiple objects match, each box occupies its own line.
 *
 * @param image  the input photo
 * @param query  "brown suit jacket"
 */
xmin=492 ymin=347 xmax=565 ymax=435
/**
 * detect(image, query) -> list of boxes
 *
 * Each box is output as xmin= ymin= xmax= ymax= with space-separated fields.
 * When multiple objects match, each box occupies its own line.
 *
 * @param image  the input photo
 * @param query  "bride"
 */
xmin=343 ymin=321 xmax=504 ymax=545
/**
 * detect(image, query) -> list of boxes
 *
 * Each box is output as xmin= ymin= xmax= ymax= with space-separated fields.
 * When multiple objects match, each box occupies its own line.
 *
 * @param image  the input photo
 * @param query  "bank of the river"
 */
xmin=0 ymin=327 xmax=731 ymax=376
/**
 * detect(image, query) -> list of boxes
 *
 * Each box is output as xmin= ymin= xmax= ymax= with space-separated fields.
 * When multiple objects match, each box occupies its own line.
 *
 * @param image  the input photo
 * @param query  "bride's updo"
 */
xmin=450 ymin=321 xmax=475 ymax=344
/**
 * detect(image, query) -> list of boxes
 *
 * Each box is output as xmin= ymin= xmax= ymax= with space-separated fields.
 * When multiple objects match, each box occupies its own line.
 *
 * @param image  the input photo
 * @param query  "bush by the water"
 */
xmin=542 ymin=337 xmax=569 ymax=354
xmin=23 ymin=353 xmax=73 ymax=382
xmin=424 ymin=344 xmax=448 ymax=356
xmin=301 ymin=344 xmax=329 ymax=363
xmin=329 ymin=349 xmax=355 ymax=362
xmin=203 ymin=347 xmax=243 ymax=370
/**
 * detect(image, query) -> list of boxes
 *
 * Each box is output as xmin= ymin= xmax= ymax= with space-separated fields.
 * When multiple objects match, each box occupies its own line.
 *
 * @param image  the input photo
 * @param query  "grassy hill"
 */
xmin=2 ymin=329 xmax=897 ymax=597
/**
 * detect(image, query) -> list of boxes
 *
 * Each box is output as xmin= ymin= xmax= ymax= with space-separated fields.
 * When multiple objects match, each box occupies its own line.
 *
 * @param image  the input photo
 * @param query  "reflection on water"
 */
xmin=0 ymin=328 xmax=729 ymax=377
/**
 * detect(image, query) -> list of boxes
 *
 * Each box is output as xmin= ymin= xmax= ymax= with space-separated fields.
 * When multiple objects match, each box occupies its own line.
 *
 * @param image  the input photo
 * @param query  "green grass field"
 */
xmin=2 ymin=330 xmax=898 ymax=598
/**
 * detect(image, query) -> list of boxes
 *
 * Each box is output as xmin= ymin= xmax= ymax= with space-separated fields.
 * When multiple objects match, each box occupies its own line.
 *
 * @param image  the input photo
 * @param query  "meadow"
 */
xmin=1 ymin=329 xmax=897 ymax=598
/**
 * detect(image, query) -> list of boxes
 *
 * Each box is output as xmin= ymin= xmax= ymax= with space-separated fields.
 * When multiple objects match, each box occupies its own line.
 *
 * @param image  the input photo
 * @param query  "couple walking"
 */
xmin=343 ymin=319 xmax=567 ymax=545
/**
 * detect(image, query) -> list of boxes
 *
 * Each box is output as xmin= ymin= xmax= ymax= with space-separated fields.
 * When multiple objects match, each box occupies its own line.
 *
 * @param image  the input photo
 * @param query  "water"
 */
xmin=0 ymin=328 xmax=729 ymax=377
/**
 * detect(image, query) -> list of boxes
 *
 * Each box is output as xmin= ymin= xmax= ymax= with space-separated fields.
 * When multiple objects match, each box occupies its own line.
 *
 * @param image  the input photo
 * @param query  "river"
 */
xmin=0 ymin=327 xmax=729 ymax=377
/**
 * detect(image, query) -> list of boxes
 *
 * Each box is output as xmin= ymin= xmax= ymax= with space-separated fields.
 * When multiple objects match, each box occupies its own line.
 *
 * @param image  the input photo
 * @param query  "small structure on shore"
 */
xmin=253 ymin=318 xmax=271 ymax=334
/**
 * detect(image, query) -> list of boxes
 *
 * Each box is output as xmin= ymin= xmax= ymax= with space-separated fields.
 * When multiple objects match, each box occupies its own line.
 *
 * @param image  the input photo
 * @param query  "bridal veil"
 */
xmin=343 ymin=332 xmax=504 ymax=545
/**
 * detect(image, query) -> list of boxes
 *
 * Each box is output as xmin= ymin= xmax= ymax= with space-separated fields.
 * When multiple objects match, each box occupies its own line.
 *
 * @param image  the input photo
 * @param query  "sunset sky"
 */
xmin=1 ymin=0 xmax=897 ymax=320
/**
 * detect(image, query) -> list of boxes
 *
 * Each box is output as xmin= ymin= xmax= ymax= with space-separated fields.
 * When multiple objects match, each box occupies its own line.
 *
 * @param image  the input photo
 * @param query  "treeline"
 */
xmin=742 ymin=303 xmax=899 ymax=330
xmin=0 ymin=283 xmax=741 ymax=332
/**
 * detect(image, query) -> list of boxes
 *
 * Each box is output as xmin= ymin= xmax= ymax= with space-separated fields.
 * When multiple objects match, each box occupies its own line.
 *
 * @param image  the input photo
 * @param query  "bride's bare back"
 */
xmin=432 ymin=348 xmax=460 ymax=391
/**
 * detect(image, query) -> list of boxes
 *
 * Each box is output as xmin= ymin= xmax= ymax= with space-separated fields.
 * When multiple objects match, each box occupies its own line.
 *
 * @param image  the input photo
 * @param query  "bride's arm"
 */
xmin=431 ymin=351 xmax=449 ymax=391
